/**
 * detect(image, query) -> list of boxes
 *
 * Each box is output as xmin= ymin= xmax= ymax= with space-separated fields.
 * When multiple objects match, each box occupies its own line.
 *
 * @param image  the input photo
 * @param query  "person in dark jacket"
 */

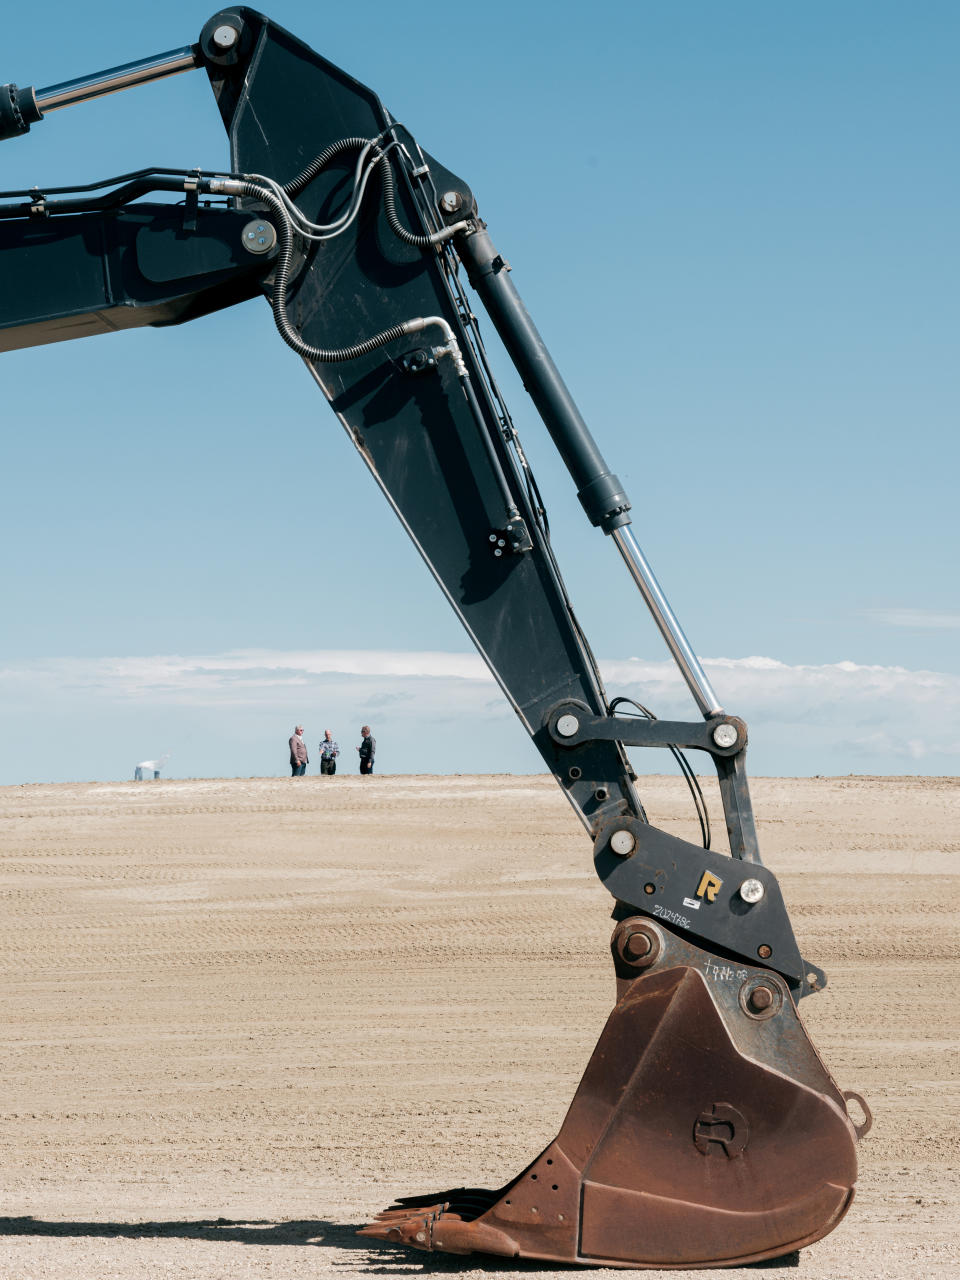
xmin=289 ymin=725 xmax=308 ymax=776
xmin=357 ymin=725 xmax=376 ymax=775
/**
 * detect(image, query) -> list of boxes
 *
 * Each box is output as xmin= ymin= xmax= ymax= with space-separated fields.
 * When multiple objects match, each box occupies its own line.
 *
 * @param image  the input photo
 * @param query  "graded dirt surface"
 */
xmin=0 ymin=773 xmax=956 ymax=1279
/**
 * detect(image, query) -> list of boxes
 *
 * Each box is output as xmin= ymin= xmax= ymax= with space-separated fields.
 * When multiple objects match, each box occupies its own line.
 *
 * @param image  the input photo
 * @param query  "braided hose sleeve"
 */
xmin=283 ymin=136 xmax=370 ymax=198
xmin=375 ymin=150 xmax=438 ymax=247
xmin=237 ymin=180 xmax=413 ymax=363
xmin=282 ymin=133 xmax=458 ymax=248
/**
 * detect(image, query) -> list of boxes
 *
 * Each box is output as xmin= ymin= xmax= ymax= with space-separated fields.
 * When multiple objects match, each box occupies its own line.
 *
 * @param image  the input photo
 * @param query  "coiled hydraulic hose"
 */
xmin=375 ymin=150 xmax=440 ymax=248
xmin=214 ymin=131 xmax=468 ymax=363
xmin=221 ymin=177 xmax=418 ymax=362
xmin=282 ymin=133 xmax=462 ymax=248
xmin=285 ymin=135 xmax=370 ymax=199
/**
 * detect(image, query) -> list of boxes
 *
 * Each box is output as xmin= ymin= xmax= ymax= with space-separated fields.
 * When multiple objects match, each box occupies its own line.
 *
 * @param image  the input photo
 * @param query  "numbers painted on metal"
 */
xmin=652 ymin=904 xmax=691 ymax=930
xmin=702 ymin=960 xmax=749 ymax=982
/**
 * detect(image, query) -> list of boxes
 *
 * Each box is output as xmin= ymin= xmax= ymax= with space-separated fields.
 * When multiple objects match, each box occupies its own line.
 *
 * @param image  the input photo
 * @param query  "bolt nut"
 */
xmin=556 ymin=714 xmax=580 ymax=738
xmin=610 ymin=828 xmax=636 ymax=857
xmin=712 ymin=722 xmax=739 ymax=749
xmin=739 ymin=877 xmax=764 ymax=904
xmin=439 ymin=190 xmax=463 ymax=214
xmin=757 ymin=944 xmax=772 ymax=960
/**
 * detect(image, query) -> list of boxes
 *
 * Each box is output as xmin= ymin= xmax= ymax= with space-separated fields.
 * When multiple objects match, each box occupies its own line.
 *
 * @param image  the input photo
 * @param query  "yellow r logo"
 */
xmin=697 ymin=871 xmax=723 ymax=903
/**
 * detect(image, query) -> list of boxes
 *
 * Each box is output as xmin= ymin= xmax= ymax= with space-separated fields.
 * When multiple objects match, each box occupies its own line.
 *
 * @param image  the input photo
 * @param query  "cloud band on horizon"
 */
xmin=2 ymin=646 xmax=957 ymax=767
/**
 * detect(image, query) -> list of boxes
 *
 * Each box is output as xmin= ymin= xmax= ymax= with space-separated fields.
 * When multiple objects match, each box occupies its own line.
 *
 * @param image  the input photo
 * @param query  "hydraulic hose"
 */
xmin=283 ymin=133 xmax=461 ymax=248
xmin=375 ymin=151 xmax=440 ymax=248
xmin=284 ymin=135 xmax=369 ymax=199
xmin=228 ymin=178 xmax=416 ymax=362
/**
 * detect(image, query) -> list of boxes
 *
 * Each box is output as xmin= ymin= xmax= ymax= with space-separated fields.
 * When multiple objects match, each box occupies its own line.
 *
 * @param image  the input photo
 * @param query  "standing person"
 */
xmin=319 ymin=729 xmax=340 ymax=776
xmin=289 ymin=725 xmax=309 ymax=776
xmin=357 ymin=725 xmax=376 ymax=776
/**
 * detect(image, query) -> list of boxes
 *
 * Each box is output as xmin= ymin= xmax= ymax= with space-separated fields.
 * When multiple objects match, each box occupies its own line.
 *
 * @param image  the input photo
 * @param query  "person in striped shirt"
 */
xmin=319 ymin=729 xmax=340 ymax=776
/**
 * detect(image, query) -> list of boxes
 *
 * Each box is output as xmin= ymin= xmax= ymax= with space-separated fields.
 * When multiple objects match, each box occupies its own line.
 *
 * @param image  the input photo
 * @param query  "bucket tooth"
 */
xmin=360 ymin=921 xmax=867 ymax=1269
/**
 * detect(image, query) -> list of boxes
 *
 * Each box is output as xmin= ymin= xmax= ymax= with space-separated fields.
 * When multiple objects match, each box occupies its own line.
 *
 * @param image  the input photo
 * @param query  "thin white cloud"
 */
xmin=0 ymin=649 xmax=489 ymax=702
xmin=865 ymin=608 xmax=960 ymax=630
xmin=1 ymin=648 xmax=958 ymax=768
xmin=1 ymin=647 xmax=958 ymax=777
xmin=602 ymin=655 xmax=960 ymax=763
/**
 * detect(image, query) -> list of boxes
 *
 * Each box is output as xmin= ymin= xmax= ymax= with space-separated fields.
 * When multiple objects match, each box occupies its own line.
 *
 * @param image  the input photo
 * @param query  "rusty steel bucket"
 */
xmin=359 ymin=917 xmax=870 ymax=1269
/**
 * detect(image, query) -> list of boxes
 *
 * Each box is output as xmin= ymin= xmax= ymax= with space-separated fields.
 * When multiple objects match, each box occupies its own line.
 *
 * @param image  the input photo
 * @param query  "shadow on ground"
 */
xmin=0 ymin=1219 xmax=537 ymax=1272
xmin=0 ymin=1218 xmax=361 ymax=1247
xmin=0 ymin=1217 xmax=800 ymax=1272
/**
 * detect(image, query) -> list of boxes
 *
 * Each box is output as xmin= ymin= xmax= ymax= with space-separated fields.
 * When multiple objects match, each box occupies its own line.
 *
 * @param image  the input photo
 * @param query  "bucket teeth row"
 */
xmin=359 ymin=1200 xmax=520 ymax=1259
xmin=357 ymin=1210 xmax=438 ymax=1248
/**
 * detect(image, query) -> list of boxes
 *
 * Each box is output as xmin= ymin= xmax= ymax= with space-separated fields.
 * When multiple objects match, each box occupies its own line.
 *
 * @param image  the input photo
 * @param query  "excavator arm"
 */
xmin=0 ymin=10 xmax=869 ymax=1267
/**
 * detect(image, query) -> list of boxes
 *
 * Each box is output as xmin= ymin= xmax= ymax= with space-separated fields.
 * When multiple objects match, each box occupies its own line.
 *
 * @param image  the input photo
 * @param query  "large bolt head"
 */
xmin=616 ymin=923 xmax=660 ymax=969
xmin=712 ymin=722 xmax=739 ymax=749
xmin=556 ymin=714 xmax=580 ymax=738
xmin=748 ymin=985 xmax=774 ymax=1012
xmin=212 ymin=24 xmax=240 ymax=49
xmin=739 ymin=877 xmax=764 ymax=904
xmin=610 ymin=828 xmax=636 ymax=857
xmin=739 ymin=979 xmax=782 ymax=1019
xmin=439 ymin=190 xmax=463 ymax=213
xmin=622 ymin=930 xmax=652 ymax=960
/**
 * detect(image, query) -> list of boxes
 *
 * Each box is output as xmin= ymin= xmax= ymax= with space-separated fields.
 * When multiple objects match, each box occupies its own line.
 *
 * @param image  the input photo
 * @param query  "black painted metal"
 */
xmin=457 ymin=226 xmax=632 ymax=534
xmin=594 ymin=818 xmax=805 ymax=985
xmin=196 ymin=7 xmax=644 ymax=832
xmin=0 ymin=205 xmax=271 ymax=352
xmin=547 ymin=705 xmax=744 ymax=754
xmin=716 ymin=751 xmax=762 ymax=863
xmin=546 ymin=703 xmax=762 ymax=862
xmin=0 ymin=83 xmax=42 ymax=141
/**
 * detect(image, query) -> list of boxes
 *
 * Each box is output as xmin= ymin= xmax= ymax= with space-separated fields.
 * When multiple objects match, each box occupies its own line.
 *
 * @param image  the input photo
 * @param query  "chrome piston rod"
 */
xmin=612 ymin=525 xmax=723 ymax=718
xmin=35 ymin=46 xmax=198 ymax=114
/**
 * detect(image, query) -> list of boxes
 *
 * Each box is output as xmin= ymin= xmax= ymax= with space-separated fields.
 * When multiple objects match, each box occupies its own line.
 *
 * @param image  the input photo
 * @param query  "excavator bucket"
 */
xmin=360 ymin=917 xmax=870 ymax=1269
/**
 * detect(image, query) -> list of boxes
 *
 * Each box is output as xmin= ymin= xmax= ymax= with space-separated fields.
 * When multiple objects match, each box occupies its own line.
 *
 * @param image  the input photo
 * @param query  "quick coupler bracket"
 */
xmin=593 ymin=815 xmax=828 ymax=996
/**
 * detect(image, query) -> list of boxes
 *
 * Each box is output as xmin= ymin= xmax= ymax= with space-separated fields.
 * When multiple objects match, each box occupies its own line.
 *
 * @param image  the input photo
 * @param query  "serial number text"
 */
xmin=652 ymin=905 xmax=691 ymax=930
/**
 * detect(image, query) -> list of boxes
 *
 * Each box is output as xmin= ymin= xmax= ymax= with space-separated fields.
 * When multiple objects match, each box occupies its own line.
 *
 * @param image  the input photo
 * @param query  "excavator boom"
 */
xmin=0 ymin=9 xmax=869 ymax=1267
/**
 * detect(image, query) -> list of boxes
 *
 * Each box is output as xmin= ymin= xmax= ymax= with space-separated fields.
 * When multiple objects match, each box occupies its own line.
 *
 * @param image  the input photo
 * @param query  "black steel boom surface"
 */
xmin=200 ymin=8 xmax=646 ymax=832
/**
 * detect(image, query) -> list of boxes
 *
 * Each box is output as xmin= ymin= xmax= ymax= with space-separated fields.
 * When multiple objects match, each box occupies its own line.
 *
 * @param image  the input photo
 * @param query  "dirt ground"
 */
xmin=0 ymin=772 xmax=956 ymax=1279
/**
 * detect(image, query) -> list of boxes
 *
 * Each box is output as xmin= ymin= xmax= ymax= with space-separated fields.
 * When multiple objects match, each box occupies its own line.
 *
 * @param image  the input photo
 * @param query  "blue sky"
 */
xmin=1 ymin=1 xmax=956 ymax=782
